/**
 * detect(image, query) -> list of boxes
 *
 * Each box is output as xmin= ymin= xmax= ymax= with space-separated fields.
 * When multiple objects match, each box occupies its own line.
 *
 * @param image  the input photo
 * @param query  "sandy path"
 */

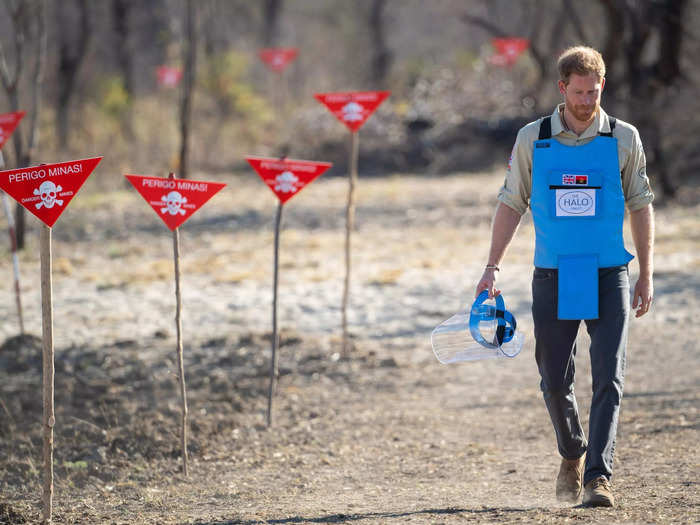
xmin=0 ymin=172 xmax=697 ymax=524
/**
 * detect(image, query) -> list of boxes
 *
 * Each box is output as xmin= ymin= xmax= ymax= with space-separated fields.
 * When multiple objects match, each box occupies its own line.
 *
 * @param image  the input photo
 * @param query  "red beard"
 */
xmin=571 ymin=104 xmax=597 ymax=122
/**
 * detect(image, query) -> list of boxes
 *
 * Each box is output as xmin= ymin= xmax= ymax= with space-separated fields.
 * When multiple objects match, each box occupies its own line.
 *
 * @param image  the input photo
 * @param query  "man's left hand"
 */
xmin=632 ymin=275 xmax=653 ymax=317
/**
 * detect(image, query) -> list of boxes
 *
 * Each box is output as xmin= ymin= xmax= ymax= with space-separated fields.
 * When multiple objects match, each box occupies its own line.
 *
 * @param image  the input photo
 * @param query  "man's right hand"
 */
xmin=475 ymin=268 xmax=501 ymax=298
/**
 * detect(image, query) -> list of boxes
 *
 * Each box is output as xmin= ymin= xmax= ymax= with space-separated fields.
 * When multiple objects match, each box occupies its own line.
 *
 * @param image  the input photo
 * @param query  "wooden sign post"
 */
xmin=40 ymin=223 xmax=54 ymax=522
xmin=172 ymin=215 xmax=187 ymax=475
xmin=270 ymin=200 xmax=282 ymax=427
xmin=246 ymin=156 xmax=332 ymax=427
xmin=0 ymin=156 xmax=103 ymax=524
xmin=314 ymin=91 xmax=390 ymax=354
xmin=125 ymin=172 xmax=226 ymax=475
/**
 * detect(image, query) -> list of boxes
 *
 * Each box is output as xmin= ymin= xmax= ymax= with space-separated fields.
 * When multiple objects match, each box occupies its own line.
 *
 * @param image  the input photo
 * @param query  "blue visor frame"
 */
xmin=469 ymin=290 xmax=517 ymax=349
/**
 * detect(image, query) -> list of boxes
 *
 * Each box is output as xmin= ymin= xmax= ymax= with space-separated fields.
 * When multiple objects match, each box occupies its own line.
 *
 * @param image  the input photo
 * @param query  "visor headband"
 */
xmin=469 ymin=290 xmax=517 ymax=349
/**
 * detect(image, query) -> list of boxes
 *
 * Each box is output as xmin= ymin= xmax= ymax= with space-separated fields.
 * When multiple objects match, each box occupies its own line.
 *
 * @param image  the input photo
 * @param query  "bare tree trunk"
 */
xmin=2 ymin=2 xmax=26 ymax=247
xmin=8 ymin=88 xmax=26 ymax=249
xmin=0 ymin=0 xmax=46 ymax=249
xmin=56 ymin=0 xmax=91 ymax=152
xmin=15 ymin=0 xmax=48 ymax=250
xmin=598 ymin=0 xmax=686 ymax=199
xmin=369 ymin=0 xmax=392 ymax=88
xmin=656 ymin=1 xmax=686 ymax=84
xmin=112 ymin=0 xmax=134 ymax=138
xmin=178 ymin=0 xmax=197 ymax=179
xmin=262 ymin=0 xmax=282 ymax=47
xmin=26 ymin=0 xmax=47 ymax=167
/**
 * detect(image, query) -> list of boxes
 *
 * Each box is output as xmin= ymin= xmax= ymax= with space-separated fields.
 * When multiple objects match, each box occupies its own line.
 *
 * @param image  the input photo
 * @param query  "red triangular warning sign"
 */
xmin=125 ymin=174 xmax=226 ymax=230
xmin=0 ymin=157 xmax=102 ymax=227
xmin=246 ymin=156 xmax=332 ymax=204
xmin=259 ymin=48 xmax=298 ymax=72
xmin=314 ymin=91 xmax=390 ymax=132
xmin=0 ymin=111 xmax=25 ymax=150
xmin=489 ymin=38 xmax=529 ymax=67
xmin=156 ymin=66 xmax=183 ymax=88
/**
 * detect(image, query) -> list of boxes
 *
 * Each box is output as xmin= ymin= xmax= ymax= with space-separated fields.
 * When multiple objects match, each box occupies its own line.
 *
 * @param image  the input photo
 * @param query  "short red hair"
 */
xmin=557 ymin=46 xmax=606 ymax=84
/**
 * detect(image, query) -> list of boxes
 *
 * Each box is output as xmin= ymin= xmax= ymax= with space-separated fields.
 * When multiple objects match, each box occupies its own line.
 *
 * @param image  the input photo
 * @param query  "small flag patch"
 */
xmin=562 ymin=174 xmax=589 ymax=185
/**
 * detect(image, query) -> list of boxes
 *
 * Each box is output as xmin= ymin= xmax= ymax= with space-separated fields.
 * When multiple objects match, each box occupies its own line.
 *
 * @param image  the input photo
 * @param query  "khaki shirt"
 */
xmin=498 ymin=104 xmax=654 ymax=215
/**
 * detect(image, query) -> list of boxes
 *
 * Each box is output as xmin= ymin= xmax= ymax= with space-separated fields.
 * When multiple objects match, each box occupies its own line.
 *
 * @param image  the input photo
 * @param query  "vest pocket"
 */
xmin=557 ymin=254 xmax=599 ymax=320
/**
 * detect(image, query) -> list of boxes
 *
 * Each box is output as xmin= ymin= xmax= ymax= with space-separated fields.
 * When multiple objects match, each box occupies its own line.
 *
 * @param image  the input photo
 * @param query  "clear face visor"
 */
xmin=431 ymin=291 xmax=525 ymax=363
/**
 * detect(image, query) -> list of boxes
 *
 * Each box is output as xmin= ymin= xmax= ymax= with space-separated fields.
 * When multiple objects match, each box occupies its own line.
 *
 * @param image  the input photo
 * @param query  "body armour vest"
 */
xmin=531 ymin=116 xmax=633 ymax=320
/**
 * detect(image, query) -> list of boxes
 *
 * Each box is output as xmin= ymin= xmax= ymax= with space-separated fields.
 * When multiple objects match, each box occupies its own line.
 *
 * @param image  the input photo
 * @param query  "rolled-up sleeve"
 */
xmin=622 ymin=129 xmax=654 ymax=211
xmin=497 ymin=128 xmax=532 ymax=216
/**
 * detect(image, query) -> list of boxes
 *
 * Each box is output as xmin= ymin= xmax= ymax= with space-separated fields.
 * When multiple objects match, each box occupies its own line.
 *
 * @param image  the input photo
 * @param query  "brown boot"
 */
xmin=556 ymin=453 xmax=585 ymax=502
xmin=583 ymin=476 xmax=615 ymax=507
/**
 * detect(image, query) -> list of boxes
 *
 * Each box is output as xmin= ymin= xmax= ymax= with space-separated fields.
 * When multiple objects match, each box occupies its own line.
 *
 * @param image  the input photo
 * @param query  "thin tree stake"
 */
xmin=40 ymin=224 xmax=54 ymax=524
xmin=342 ymin=131 xmax=359 ymax=354
xmin=173 ymin=211 xmax=189 ymax=476
xmin=2 ymin=192 xmax=24 ymax=333
xmin=267 ymin=201 xmax=283 ymax=427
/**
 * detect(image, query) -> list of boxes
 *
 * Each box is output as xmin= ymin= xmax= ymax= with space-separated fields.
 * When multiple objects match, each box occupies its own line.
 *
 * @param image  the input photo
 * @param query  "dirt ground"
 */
xmin=0 ymin=171 xmax=698 ymax=524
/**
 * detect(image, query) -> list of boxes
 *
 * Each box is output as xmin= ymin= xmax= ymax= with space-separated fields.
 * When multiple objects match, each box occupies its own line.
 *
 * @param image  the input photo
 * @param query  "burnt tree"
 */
xmin=368 ymin=0 xmax=392 ymax=88
xmin=0 ymin=0 xmax=47 ymax=249
xmin=599 ymin=0 xmax=687 ymax=198
xmin=56 ymin=0 xmax=90 ymax=152
xmin=262 ymin=0 xmax=283 ymax=47
xmin=178 ymin=0 xmax=197 ymax=179
xmin=112 ymin=0 xmax=134 ymax=138
xmin=463 ymin=0 xmax=688 ymax=198
xmin=462 ymin=0 xmax=588 ymax=113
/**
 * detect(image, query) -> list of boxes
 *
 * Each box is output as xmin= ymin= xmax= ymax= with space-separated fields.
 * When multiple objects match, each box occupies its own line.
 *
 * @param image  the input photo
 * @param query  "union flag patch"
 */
xmin=562 ymin=174 xmax=588 ymax=185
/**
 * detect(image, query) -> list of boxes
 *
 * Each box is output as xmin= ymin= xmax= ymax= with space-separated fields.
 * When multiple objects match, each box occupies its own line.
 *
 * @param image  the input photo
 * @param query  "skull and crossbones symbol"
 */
xmin=274 ymin=171 xmax=299 ymax=193
xmin=34 ymin=181 xmax=63 ymax=209
xmin=161 ymin=191 xmax=187 ymax=215
xmin=342 ymin=101 xmax=364 ymax=122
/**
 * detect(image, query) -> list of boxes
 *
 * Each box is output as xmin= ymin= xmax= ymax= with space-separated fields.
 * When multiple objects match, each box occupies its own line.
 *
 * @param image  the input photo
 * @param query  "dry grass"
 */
xmin=366 ymin=268 xmax=404 ymax=286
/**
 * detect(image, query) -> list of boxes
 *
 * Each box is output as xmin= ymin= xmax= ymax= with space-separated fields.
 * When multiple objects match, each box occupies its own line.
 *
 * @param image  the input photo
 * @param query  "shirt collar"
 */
xmin=551 ymin=103 xmax=610 ymax=138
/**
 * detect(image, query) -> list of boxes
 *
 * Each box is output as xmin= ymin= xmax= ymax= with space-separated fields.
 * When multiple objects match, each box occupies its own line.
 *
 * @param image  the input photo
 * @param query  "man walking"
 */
xmin=475 ymin=46 xmax=655 ymax=507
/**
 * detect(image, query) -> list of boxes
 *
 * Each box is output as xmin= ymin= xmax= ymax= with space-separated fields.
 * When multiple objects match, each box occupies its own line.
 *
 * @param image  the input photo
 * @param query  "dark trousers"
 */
xmin=532 ymin=265 xmax=629 ymax=484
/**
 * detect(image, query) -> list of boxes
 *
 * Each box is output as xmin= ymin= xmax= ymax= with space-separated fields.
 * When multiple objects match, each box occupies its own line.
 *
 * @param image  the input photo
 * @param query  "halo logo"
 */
xmin=558 ymin=190 xmax=594 ymax=215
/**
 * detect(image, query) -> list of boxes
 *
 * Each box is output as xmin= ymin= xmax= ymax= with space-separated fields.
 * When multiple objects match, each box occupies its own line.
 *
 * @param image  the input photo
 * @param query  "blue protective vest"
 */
xmin=531 ymin=116 xmax=633 ymax=320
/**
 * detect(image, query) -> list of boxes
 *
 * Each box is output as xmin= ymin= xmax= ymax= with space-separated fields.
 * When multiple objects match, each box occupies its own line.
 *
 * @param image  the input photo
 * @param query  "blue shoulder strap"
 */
xmin=469 ymin=291 xmax=516 ymax=349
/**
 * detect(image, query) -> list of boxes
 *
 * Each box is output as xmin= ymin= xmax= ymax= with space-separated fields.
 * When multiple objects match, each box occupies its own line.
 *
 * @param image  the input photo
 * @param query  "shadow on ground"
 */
xmin=193 ymin=505 xmax=544 ymax=524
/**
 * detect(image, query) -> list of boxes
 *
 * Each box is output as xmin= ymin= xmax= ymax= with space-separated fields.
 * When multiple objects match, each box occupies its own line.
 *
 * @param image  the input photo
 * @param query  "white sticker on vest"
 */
xmin=555 ymin=188 xmax=596 ymax=216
